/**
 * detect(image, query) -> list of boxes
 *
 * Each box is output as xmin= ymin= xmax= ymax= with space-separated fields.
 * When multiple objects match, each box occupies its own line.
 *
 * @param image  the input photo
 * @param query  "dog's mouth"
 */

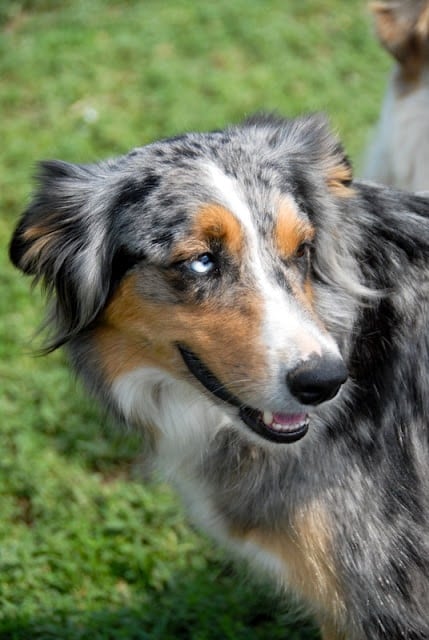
xmin=178 ymin=345 xmax=309 ymax=444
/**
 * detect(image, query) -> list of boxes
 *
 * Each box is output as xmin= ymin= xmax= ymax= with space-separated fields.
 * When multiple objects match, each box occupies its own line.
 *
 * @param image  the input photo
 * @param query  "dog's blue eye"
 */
xmin=189 ymin=253 xmax=215 ymax=275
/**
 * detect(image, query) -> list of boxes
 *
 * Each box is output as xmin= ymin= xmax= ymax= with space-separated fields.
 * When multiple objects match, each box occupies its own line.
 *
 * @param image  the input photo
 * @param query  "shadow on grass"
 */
xmin=0 ymin=563 xmax=320 ymax=640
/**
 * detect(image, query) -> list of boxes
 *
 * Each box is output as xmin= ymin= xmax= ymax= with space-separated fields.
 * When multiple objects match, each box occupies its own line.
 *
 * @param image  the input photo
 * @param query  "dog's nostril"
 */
xmin=287 ymin=356 xmax=348 ymax=406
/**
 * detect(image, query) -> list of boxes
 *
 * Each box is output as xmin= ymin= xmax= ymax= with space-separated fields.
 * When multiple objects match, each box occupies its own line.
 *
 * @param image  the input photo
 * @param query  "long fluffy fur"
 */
xmin=10 ymin=113 xmax=429 ymax=639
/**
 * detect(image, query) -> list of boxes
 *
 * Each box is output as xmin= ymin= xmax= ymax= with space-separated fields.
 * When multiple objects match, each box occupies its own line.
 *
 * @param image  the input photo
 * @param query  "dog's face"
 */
xmin=10 ymin=114 xmax=356 ymax=446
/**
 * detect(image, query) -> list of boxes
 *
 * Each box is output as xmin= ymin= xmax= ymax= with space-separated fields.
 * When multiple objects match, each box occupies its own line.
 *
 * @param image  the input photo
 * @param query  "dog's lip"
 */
xmin=177 ymin=344 xmax=309 ymax=444
xmin=239 ymin=407 xmax=309 ymax=443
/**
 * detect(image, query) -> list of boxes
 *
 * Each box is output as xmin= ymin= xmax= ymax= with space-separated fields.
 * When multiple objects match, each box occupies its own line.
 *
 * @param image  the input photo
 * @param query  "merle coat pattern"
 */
xmin=9 ymin=114 xmax=429 ymax=639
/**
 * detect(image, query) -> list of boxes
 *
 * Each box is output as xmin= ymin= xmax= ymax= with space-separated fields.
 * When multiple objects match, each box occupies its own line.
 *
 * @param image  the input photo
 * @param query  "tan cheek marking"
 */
xmin=275 ymin=200 xmax=315 ymax=258
xmin=93 ymin=273 xmax=266 ymax=398
xmin=234 ymin=502 xmax=345 ymax=629
xmin=91 ymin=325 xmax=173 ymax=383
xmin=93 ymin=277 xmax=181 ymax=383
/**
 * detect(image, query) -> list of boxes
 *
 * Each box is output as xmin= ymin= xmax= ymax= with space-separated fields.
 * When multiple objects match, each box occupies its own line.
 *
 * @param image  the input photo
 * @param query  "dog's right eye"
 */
xmin=188 ymin=253 xmax=216 ymax=275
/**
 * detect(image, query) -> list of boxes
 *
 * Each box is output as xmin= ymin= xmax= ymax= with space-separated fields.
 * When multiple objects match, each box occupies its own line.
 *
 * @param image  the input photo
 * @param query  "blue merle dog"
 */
xmin=10 ymin=113 xmax=429 ymax=639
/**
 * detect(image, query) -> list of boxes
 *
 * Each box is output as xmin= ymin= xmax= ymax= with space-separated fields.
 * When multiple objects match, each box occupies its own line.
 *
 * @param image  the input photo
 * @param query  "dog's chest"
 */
xmin=170 ymin=465 xmax=290 ymax=582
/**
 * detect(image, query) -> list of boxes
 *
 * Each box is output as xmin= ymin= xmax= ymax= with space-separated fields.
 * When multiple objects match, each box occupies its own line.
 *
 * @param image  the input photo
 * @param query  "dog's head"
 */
xmin=10 ymin=114 xmax=359 ymax=446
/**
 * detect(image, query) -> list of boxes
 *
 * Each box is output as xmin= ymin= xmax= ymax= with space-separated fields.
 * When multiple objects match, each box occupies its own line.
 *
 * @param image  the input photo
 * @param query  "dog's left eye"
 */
xmin=189 ymin=253 xmax=215 ymax=275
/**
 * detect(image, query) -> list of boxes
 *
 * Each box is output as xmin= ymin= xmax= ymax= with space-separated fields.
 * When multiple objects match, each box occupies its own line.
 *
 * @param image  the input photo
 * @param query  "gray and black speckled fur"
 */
xmin=9 ymin=113 xmax=429 ymax=639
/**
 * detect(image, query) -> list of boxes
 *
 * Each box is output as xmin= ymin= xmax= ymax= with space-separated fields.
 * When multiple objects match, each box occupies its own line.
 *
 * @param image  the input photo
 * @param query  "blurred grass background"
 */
xmin=0 ymin=1 xmax=389 ymax=638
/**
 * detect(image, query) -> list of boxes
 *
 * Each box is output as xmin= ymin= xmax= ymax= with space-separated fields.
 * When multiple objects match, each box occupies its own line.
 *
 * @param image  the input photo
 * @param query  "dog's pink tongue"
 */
xmin=272 ymin=412 xmax=306 ymax=426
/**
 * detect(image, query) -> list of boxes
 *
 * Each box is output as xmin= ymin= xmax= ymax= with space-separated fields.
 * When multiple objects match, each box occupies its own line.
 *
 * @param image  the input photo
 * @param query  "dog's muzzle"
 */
xmin=178 ymin=345 xmax=348 ymax=445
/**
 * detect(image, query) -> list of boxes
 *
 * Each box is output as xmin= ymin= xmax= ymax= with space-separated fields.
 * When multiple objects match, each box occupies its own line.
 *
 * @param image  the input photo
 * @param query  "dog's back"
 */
xmin=364 ymin=1 xmax=429 ymax=190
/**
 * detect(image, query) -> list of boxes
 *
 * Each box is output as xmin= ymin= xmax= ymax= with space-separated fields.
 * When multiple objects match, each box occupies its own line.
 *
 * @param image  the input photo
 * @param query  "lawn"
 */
xmin=0 ymin=1 xmax=389 ymax=638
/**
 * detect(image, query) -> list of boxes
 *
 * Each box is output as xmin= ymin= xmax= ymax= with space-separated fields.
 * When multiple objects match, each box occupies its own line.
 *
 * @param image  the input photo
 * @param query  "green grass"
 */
xmin=0 ymin=1 xmax=389 ymax=638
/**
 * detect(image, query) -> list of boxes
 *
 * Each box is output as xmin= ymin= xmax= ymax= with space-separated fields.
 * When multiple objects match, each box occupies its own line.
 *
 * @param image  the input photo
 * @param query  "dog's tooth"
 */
xmin=263 ymin=411 xmax=273 ymax=425
xmin=272 ymin=421 xmax=285 ymax=431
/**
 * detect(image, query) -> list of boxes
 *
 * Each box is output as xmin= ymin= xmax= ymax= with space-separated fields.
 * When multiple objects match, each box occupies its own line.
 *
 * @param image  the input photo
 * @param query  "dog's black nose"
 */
xmin=287 ymin=356 xmax=348 ymax=406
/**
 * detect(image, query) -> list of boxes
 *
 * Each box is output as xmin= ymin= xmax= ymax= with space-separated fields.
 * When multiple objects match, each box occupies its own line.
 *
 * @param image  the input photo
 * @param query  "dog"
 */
xmin=10 ymin=113 xmax=429 ymax=639
xmin=364 ymin=0 xmax=429 ymax=190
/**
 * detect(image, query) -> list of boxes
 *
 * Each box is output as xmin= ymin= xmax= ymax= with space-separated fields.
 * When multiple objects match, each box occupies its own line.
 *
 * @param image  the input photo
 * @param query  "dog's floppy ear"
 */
xmin=9 ymin=160 xmax=119 ymax=349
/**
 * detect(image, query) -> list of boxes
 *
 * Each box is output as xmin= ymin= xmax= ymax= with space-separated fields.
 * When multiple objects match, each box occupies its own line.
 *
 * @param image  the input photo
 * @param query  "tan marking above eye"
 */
xmin=275 ymin=199 xmax=315 ymax=259
xmin=171 ymin=203 xmax=244 ymax=262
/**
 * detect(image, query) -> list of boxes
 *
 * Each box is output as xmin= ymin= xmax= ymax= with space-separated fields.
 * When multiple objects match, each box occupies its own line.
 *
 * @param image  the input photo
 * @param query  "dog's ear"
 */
xmin=294 ymin=114 xmax=353 ymax=196
xmin=370 ymin=1 xmax=429 ymax=63
xmin=324 ymin=141 xmax=353 ymax=197
xmin=9 ymin=160 xmax=122 ymax=348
